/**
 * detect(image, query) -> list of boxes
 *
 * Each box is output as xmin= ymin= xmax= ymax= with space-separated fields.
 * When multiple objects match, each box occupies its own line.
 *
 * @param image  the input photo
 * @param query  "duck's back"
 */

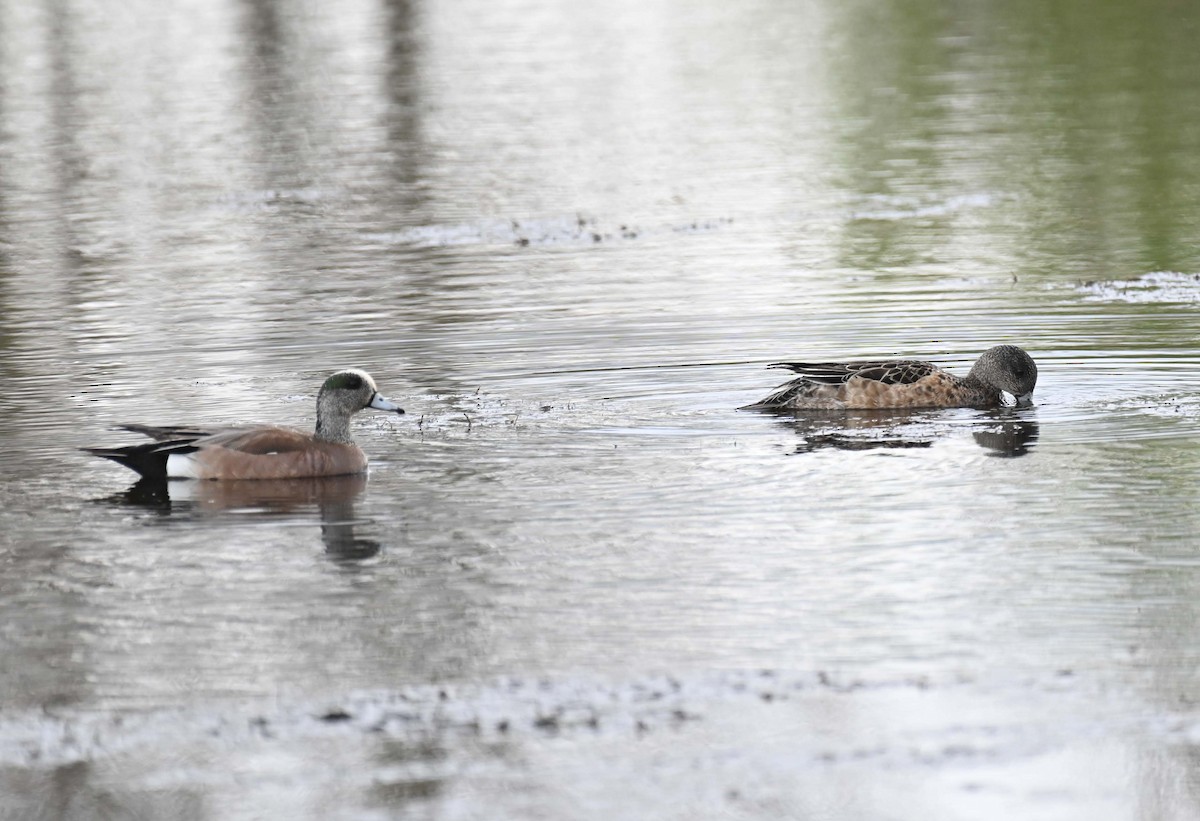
xmin=743 ymin=362 xmax=999 ymax=410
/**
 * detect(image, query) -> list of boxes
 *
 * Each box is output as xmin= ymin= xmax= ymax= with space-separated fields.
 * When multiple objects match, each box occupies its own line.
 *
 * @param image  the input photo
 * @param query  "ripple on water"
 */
xmin=1019 ymin=352 xmax=1200 ymax=445
xmin=1074 ymin=271 xmax=1200 ymax=304
xmin=360 ymin=214 xmax=735 ymax=250
xmin=0 ymin=667 xmax=1110 ymax=769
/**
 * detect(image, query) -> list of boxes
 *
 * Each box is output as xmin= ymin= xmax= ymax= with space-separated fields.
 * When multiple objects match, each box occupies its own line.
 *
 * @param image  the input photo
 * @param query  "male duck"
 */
xmin=86 ymin=369 xmax=404 ymax=480
xmin=741 ymin=345 xmax=1037 ymax=411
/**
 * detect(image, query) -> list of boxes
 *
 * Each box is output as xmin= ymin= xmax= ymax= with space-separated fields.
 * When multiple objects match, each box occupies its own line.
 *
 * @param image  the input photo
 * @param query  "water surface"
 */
xmin=3 ymin=0 xmax=1200 ymax=818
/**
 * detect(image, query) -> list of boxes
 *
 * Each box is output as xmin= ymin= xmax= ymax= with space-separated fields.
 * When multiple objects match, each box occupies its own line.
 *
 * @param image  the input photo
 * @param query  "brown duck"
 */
xmin=742 ymin=345 xmax=1038 ymax=411
xmin=85 ymin=369 xmax=404 ymax=480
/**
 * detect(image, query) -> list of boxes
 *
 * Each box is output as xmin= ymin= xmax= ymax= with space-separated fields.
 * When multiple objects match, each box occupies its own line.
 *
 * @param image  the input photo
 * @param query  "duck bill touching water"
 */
xmin=741 ymin=345 xmax=1037 ymax=411
xmin=85 ymin=369 xmax=405 ymax=480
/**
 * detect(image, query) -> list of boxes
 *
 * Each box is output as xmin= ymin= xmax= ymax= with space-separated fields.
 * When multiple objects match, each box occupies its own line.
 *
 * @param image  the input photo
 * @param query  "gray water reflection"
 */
xmin=4 ymin=0 xmax=1200 ymax=818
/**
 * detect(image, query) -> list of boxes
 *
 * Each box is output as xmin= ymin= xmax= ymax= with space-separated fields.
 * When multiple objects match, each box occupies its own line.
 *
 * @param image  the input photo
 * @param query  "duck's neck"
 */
xmin=959 ymin=374 xmax=1002 ymax=406
xmin=314 ymin=400 xmax=355 ymax=444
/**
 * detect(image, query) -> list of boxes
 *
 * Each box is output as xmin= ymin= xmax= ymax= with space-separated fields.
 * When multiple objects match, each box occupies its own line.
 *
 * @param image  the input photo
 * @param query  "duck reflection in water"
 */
xmin=760 ymin=409 xmax=1039 ymax=457
xmin=103 ymin=474 xmax=383 ymax=560
xmin=972 ymin=418 xmax=1039 ymax=457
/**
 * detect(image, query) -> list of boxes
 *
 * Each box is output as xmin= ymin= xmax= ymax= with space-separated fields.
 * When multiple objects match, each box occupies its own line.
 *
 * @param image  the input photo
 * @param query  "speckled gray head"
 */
xmin=969 ymin=345 xmax=1038 ymax=407
xmin=315 ymin=369 xmax=404 ymax=443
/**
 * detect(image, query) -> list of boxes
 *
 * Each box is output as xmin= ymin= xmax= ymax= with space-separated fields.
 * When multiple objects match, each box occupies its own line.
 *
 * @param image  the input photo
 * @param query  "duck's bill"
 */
xmin=369 ymin=393 xmax=405 ymax=414
xmin=1014 ymin=392 xmax=1034 ymax=408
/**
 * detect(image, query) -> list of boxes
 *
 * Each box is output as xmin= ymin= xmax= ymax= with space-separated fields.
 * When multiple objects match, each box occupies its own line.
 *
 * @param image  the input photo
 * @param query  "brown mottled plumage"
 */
xmin=85 ymin=369 xmax=404 ymax=480
xmin=741 ymin=345 xmax=1037 ymax=411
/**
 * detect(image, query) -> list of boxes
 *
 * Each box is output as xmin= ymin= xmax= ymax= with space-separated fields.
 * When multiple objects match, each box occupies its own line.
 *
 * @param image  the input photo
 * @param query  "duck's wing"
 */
xmin=740 ymin=379 xmax=824 ymax=410
xmin=117 ymin=424 xmax=216 ymax=443
xmin=767 ymin=360 xmax=939 ymax=386
xmin=191 ymin=426 xmax=314 ymax=455
xmin=87 ymin=426 xmax=323 ymax=480
xmin=179 ymin=427 xmax=366 ymax=479
xmin=117 ymin=424 xmax=310 ymax=453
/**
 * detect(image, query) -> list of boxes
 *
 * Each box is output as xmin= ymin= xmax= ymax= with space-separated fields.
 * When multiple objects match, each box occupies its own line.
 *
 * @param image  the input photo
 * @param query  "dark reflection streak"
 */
xmin=238 ymin=0 xmax=289 ymax=176
xmin=382 ymin=0 xmax=424 ymax=207
xmin=45 ymin=0 xmax=88 ymax=277
xmin=0 ymin=0 xmax=99 ymax=744
xmin=0 ymin=5 xmax=10 ymax=335
xmin=379 ymin=0 xmax=479 ymax=390
xmin=0 ymin=0 xmax=106 ymax=424
xmin=236 ymin=0 xmax=319 ymax=201
xmin=0 ymin=193 xmax=15 ymax=379
xmin=20 ymin=760 xmax=209 ymax=821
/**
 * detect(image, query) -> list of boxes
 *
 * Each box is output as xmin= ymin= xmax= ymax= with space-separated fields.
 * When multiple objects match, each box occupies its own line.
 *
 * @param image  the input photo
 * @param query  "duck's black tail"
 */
xmin=84 ymin=442 xmax=174 ymax=481
xmin=83 ymin=426 xmax=207 ymax=480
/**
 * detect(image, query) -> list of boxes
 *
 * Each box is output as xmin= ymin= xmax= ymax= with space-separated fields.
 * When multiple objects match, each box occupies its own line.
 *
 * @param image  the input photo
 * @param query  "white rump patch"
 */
xmin=166 ymin=453 xmax=203 ymax=479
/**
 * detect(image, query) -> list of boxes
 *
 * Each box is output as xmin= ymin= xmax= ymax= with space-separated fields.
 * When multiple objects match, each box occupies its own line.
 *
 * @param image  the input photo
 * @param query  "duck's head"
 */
xmin=316 ymin=369 xmax=404 ymax=442
xmin=319 ymin=369 xmax=403 ymax=413
xmin=969 ymin=345 xmax=1038 ymax=407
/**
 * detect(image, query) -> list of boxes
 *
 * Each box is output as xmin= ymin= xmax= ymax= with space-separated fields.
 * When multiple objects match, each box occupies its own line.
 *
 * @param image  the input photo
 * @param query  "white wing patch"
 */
xmin=166 ymin=453 xmax=203 ymax=479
